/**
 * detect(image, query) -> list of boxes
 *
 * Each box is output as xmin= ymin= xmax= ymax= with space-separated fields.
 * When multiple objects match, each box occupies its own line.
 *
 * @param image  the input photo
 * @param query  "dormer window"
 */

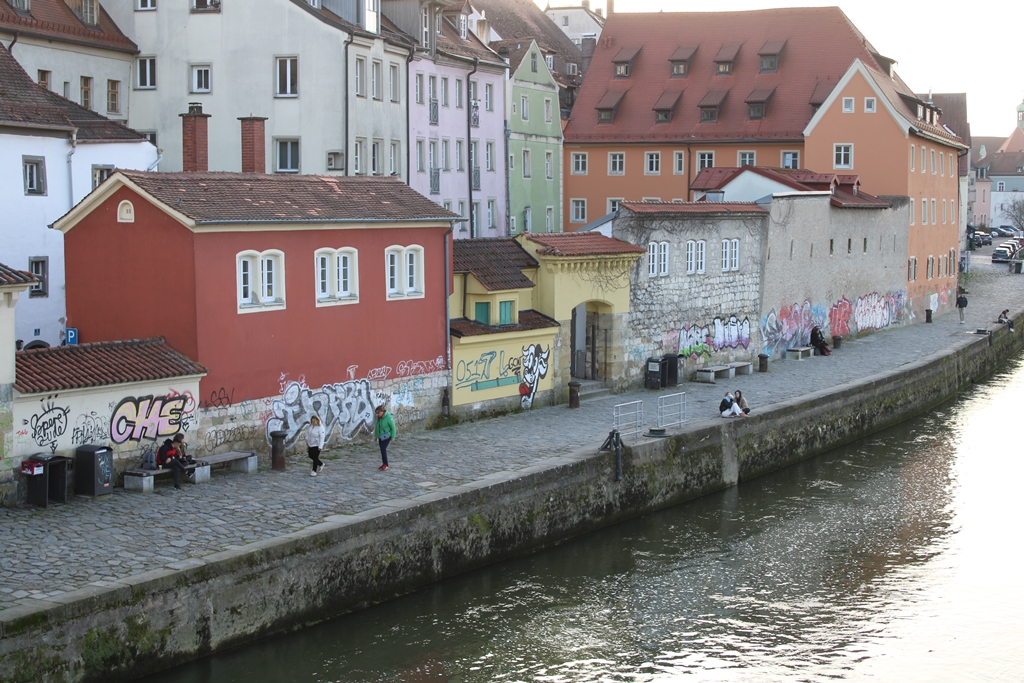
xmin=421 ymin=9 xmax=430 ymax=47
xmin=669 ymin=46 xmax=697 ymax=78
xmin=612 ymin=46 xmax=640 ymax=79
xmin=713 ymin=43 xmax=740 ymax=76
xmin=747 ymin=104 xmax=764 ymax=119
xmin=596 ymin=89 xmax=625 ymax=124
xmin=459 ymin=14 xmax=467 ymax=40
xmin=80 ymin=0 xmax=98 ymax=24
xmin=757 ymin=40 xmax=785 ymax=74
xmin=698 ymin=89 xmax=728 ymax=123
xmin=745 ymin=88 xmax=774 ymax=120
xmin=653 ymin=91 xmax=681 ymax=124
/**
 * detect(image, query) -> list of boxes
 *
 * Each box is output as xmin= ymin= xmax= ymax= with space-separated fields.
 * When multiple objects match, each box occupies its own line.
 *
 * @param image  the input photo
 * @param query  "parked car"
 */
xmin=991 ymin=226 xmax=1016 ymax=238
xmin=992 ymin=248 xmax=1012 ymax=263
xmin=980 ymin=233 xmax=993 ymax=245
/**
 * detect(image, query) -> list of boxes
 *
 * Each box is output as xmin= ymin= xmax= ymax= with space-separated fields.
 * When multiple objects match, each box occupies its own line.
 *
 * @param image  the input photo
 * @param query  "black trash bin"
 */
xmin=75 ymin=445 xmax=113 ymax=497
xmin=24 ymin=454 xmax=72 ymax=507
xmin=661 ymin=354 xmax=679 ymax=388
xmin=645 ymin=358 xmax=662 ymax=389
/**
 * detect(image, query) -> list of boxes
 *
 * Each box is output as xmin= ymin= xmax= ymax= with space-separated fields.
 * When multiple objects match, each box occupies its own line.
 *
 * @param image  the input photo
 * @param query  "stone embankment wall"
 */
xmin=2 ymin=323 xmax=1021 ymax=683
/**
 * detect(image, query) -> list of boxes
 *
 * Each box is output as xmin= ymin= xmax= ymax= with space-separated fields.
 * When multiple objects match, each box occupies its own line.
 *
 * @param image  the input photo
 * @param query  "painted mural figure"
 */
xmin=519 ymin=344 xmax=550 ymax=409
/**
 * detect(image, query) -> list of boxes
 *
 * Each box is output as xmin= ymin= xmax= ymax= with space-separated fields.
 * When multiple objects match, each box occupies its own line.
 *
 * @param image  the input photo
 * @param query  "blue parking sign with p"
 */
xmin=66 ymin=328 xmax=78 ymax=345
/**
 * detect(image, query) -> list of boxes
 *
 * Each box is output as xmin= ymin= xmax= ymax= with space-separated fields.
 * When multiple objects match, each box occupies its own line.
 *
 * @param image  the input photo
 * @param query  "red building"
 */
xmin=54 ymin=171 xmax=457 ymax=447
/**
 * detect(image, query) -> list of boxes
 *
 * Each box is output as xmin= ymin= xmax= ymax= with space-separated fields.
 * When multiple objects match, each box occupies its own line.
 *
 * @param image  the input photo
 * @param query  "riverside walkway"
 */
xmin=1 ymin=247 xmax=1021 ymax=613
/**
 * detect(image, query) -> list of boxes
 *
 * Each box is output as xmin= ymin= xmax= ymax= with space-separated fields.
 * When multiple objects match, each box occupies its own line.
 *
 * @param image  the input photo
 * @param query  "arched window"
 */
xmin=237 ymin=249 xmax=285 ymax=311
xmin=385 ymin=244 xmax=425 ymax=299
xmin=314 ymin=248 xmax=359 ymax=305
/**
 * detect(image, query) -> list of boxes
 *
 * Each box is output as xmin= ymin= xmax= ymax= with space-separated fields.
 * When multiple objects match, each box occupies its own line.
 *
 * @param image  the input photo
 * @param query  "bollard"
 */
xmin=270 ymin=430 xmax=287 ymax=471
xmin=758 ymin=353 xmax=769 ymax=372
xmin=832 ymin=336 xmax=842 ymax=350
xmin=568 ymin=380 xmax=582 ymax=409
xmin=926 ymin=308 xmax=933 ymax=323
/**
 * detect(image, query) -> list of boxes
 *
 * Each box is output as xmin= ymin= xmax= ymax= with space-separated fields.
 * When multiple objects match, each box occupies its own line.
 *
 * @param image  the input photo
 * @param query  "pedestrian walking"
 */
xmin=956 ymin=293 xmax=968 ymax=324
xmin=306 ymin=415 xmax=325 ymax=477
xmin=374 ymin=405 xmax=396 ymax=470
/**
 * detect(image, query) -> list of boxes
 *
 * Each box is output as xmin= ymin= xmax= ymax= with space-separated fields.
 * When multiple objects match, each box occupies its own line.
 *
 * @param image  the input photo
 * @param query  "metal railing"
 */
xmin=429 ymin=98 xmax=439 ymax=125
xmin=471 ymin=166 xmax=481 ymax=191
xmin=470 ymin=101 xmax=480 ymax=127
xmin=429 ymin=168 xmax=440 ymax=195
xmin=612 ymin=400 xmax=643 ymax=439
xmin=657 ymin=392 xmax=686 ymax=429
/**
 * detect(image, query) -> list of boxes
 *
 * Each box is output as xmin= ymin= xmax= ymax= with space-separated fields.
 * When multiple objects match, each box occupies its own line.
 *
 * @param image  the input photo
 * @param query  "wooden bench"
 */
xmin=785 ymin=346 xmax=813 ymax=360
xmin=124 ymin=451 xmax=256 ymax=493
xmin=693 ymin=365 xmax=734 ymax=383
xmin=728 ymin=361 xmax=754 ymax=375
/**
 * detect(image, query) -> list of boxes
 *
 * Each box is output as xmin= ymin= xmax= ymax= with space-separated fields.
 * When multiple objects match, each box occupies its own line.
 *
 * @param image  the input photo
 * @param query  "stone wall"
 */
xmin=614 ymin=212 xmax=769 ymax=384
xmin=0 ymin=384 xmax=13 ymax=507
xmin=3 ymin=323 xmax=1021 ymax=683
xmin=761 ymin=197 xmax=912 ymax=358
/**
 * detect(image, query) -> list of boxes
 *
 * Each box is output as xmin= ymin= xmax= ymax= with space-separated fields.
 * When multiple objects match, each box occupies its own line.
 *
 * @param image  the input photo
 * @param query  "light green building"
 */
xmin=498 ymin=40 xmax=563 ymax=234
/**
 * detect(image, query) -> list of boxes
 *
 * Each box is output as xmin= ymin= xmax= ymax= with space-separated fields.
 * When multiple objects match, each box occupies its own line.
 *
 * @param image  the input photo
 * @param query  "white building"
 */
xmin=102 ymin=0 xmax=411 ymax=176
xmin=1 ymin=0 xmax=138 ymax=124
xmin=544 ymin=1 xmax=604 ymax=47
xmin=1 ymin=43 xmax=156 ymax=347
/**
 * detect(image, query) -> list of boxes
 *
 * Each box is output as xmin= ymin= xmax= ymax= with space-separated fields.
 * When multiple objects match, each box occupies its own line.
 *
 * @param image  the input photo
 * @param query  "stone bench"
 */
xmin=785 ymin=346 xmax=814 ymax=360
xmin=124 ymin=451 xmax=256 ymax=493
xmin=693 ymin=365 xmax=734 ymax=383
xmin=729 ymin=361 xmax=754 ymax=375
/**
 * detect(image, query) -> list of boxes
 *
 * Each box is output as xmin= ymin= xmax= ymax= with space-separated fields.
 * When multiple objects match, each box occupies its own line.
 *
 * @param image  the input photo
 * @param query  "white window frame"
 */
xmin=137 ymin=0 xmax=156 ymax=9
xmin=781 ymin=150 xmax=799 ymax=169
xmin=674 ymin=151 xmax=685 ymax=175
xmin=545 ymin=151 xmax=553 ymax=179
xmin=23 ymin=156 xmax=46 ymax=195
xmin=931 ymin=199 xmax=937 ymax=225
xmin=645 ymin=151 xmax=661 ymax=175
xmin=372 ymin=60 xmax=382 ymax=100
xmin=440 ymin=76 xmax=448 ymax=106
xmin=833 ymin=144 xmax=853 ymax=169
xmin=658 ymin=242 xmax=669 ymax=276
xmin=609 ymin=152 xmax=625 ymax=175
xmin=864 ymin=97 xmax=876 ymax=113
xmin=931 ymin=149 xmax=937 ymax=174
xmin=648 ymin=242 xmax=658 ymax=277
xmin=695 ymin=240 xmax=706 ymax=273
xmin=544 ymin=98 xmax=553 ymax=123
xmin=571 ymin=199 xmax=586 ymax=223
xmin=738 ymin=151 xmax=755 ymax=167
xmin=276 ymin=57 xmax=298 ymax=97
xmin=486 ymin=141 xmax=495 ymax=171
xmin=488 ymin=199 xmax=496 ymax=228
xmin=546 ymin=206 xmax=553 ymax=233
xmin=390 ymin=63 xmax=400 ymax=102
xmin=92 ymin=165 xmax=114 ymax=189
xmin=137 ymin=57 xmax=156 ymax=89
xmin=522 ymin=148 xmax=531 ymax=178
xmin=385 ymin=245 xmax=425 ymax=299
xmin=521 ymin=95 xmax=529 ymax=121
xmin=237 ymin=250 xmax=286 ymax=312
xmin=456 ymin=139 xmax=464 ymax=171
xmin=524 ymin=206 xmax=532 ymax=233
xmin=455 ymin=78 xmax=463 ymax=108
xmin=697 ymin=151 xmax=714 ymax=171
xmin=355 ymin=58 xmax=366 ymax=97
xmin=315 ymin=248 xmax=359 ymax=306
xmin=730 ymin=239 xmax=739 ymax=270
xmin=608 ymin=198 xmax=623 ymax=214
xmin=190 ymin=64 xmax=211 ymax=94
xmin=572 ymin=152 xmax=588 ymax=175
xmin=842 ymin=97 xmax=854 ymax=113
xmin=721 ymin=239 xmax=731 ymax=271
xmin=415 ymin=139 xmax=424 ymax=173
xmin=276 ymin=139 xmax=300 ymax=173
xmin=485 ymin=83 xmax=493 ymax=111
xmin=390 ymin=141 xmax=400 ymax=175
xmin=685 ymin=240 xmax=695 ymax=274
xmin=910 ymin=144 xmax=915 ymax=171
xmin=28 ymin=257 xmax=48 ymax=297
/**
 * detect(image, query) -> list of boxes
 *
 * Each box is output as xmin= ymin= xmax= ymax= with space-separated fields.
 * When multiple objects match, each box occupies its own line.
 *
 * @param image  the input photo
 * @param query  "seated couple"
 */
xmin=157 ymin=434 xmax=197 ymax=490
xmin=720 ymin=391 xmax=750 ymax=418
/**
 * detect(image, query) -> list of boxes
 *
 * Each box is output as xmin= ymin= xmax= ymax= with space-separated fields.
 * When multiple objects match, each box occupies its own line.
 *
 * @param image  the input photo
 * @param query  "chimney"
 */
xmin=582 ymin=0 xmax=590 ymax=9
xmin=179 ymin=102 xmax=211 ymax=172
xmin=606 ymin=0 xmax=614 ymax=14
xmin=581 ymin=36 xmax=596 ymax=74
xmin=238 ymin=116 xmax=268 ymax=173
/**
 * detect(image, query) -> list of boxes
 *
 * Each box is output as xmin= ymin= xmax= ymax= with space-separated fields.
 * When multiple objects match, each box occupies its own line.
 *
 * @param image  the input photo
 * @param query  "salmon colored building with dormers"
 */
xmin=803 ymin=58 xmax=967 ymax=315
xmin=562 ymin=7 xmax=895 ymax=225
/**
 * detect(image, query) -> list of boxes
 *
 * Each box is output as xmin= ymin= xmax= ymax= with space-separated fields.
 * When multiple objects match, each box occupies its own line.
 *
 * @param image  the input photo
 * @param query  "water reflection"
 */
xmin=144 ymin=357 xmax=1024 ymax=683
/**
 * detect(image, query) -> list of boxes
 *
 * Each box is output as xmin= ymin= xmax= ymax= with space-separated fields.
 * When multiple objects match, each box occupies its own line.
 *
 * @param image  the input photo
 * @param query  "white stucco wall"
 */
xmin=543 ymin=8 xmax=603 ymax=45
xmin=1 ymin=130 xmax=156 ymax=346
xmin=991 ymin=189 xmax=1024 ymax=229
xmin=348 ymin=34 xmax=410 ymax=182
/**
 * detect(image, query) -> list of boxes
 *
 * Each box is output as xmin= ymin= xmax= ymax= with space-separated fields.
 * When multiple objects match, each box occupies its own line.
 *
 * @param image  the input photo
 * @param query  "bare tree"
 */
xmin=1001 ymin=196 xmax=1024 ymax=231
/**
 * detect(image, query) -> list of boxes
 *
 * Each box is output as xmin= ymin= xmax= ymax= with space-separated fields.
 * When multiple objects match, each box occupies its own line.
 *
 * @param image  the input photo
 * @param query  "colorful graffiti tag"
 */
xmin=519 ymin=344 xmax=551 ymax=409
xmin=266 ymin=379 xmax=378 ymax=448
xmin=761 ymin=301 xmax=827 ymax=358
xmin=25 ymin=396 xmax=70 ymax=453
xmin=764 ymin=291 xmax=908 ymax=357
xmin=109 ymin=395 xmax=190 ymax=444
xmin=678 ymin=316 xmax=752 ymax=359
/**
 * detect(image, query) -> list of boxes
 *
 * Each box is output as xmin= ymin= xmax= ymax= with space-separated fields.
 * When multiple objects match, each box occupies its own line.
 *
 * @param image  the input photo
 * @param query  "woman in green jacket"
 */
xmin=373 ymin=405 xmax=396 ymax=470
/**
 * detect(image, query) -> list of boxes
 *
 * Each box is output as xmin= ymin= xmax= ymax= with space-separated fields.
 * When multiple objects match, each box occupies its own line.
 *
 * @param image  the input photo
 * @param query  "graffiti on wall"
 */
xmin=764 ymin=291 xmax=909 ymax=356
xmin=396 ymin=356 xmax=445 ymax=377
xmin=24 ymin=396 xmax=70 ymax=453
xmin=71 ymin=411 xmax=107 ymax=446
xmin=829 ymin=297 xmax=854 ymax=338
xmin=761 ymin=301 xmax=827 ymax=358
xmin=266 ymin=379 xmax=378 ymax=448
xmin=456 ymin=350 xmax=521 ymax=391
xmin=519 ymin=344 xmax=550 ymax=409
xmin=854 ymin=291 xmax=907 ymax=332
xmin=678 ymin=316 xmax=752 ymax=359
xmin=109 ymin=394 xmax=192 ymax=444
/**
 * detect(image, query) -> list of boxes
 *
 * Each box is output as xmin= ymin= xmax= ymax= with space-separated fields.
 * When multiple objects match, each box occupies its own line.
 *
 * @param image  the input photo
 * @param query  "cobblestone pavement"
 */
xmin=1 ymin=247 xmax=1020 ymax=612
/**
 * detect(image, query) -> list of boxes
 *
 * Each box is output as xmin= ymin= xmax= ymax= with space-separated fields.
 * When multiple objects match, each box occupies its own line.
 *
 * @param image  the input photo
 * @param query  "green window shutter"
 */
xmin=499 ymin=300 xmax=513 ymax=325
xmin=475 ymin=301 xmax=490 ymax=325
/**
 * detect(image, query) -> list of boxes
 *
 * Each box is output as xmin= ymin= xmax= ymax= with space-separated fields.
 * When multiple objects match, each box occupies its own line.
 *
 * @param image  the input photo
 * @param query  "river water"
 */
xmin=145 ymin=357 xmax=1024 ymax=683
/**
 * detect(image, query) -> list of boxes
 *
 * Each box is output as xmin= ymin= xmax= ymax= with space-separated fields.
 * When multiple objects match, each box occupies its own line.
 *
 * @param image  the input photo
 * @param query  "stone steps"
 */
xmin=575 ymin=379 xmax=612 ymax=401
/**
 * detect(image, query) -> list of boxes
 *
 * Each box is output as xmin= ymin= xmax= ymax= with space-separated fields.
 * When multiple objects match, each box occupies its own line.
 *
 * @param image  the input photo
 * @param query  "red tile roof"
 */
xmin=453 ymin=238 xmax=538 ymax=291
xmin=0 ymin=262 xmax=37 ymax=287
xmin=14 ymin=338 xmax=207 ymax=394
xmin=0 ymin=0 xmax=137 ymax=54
xmin=472 ymin=0 xmax=583 ymax=78
xmin=524 ymin=232 xmax=646 ymax=256
xmin=860 ymin=65 xmax=965 ymax=149
xmin=565 ymin=7 xmax=885 ymax=143
xmin=0 ymin=44 xmax=148 ymax=141
xmin=107 ymin=171 xmax=460 ymax=225
xmin=619 ymin=201 xmax=768 ymax=216
xmin=450 ymin=310 xmax=559 ymax=337
xmin=690 ymin=166 xmax=890 ymax=208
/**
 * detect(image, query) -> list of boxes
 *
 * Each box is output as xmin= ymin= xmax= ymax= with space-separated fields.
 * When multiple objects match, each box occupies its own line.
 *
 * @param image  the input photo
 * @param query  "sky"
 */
xmin=539 ymin=0 xmax=1024 ymax=139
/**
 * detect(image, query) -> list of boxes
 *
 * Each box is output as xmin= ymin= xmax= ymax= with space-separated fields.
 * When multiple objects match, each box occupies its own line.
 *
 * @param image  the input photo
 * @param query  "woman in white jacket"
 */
xmin=306 ymin=415 xmax=326 ymax=476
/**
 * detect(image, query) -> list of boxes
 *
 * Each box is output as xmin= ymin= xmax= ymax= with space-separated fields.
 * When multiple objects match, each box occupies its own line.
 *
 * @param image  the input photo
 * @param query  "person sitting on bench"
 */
xmin=810 ymin=326 xmax=831 ymax=356
xmin=172 ymin=433 xmax=195 ymax=464
xmin=157 ymin=438 xmax=194 ymax=490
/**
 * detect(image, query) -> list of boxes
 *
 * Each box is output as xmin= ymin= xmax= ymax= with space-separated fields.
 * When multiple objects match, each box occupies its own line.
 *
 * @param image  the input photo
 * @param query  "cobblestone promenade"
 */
xmin=2 ymin=248 xmax=1021 ymax=612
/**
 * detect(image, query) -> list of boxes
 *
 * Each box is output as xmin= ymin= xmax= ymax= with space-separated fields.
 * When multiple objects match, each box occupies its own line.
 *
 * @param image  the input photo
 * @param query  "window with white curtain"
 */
xmin=237 ymin=250 xmax=285 ymax=311
xmin=385 ymin=245 xmax=424 ymax=299
xmin=315 ymin=248 xmax=359 ymax=305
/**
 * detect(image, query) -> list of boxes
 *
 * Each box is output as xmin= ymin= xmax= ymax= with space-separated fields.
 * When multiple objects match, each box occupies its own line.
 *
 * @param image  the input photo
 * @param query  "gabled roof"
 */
xmin=546 ymin=4 xmax=605 ymax=27
xmin=524 ymin=232 xmax=645 ymax=256
xmin=0 ymin=262 xmax=37 ymax=287
xmin=55 ymin=172 xmax=459 ymax=231
xmin=453 ymin=238 xmax=538 ymax=291
xmin=14 ymin=338 xmax=207 ymax=394
xmin=437 ymin=11 xmax=506 ymax=65
xmin=450 ymin=309 xmax=559 ymax=337
xmin=999 ymin=127 xmax=1024 ymax=154
xmin=974 ymin=135 xmax=1007 ymax=163
xmin=472 ymin=0 xmax=583 ymax=72
xmin=619 ymin=201 xmax=768 ymax=216
xmin=0 ymin=44 xmax=148 ymax=141
xmin=691 ymin=166 xmax=891 ymax=208
xmin=0 ymin=0 xmax=137 ymax=54
xmin=566 ymin=7 xmax=885 ymax=143
xmin=977 ymin=151 xmax=1024 ymax=176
